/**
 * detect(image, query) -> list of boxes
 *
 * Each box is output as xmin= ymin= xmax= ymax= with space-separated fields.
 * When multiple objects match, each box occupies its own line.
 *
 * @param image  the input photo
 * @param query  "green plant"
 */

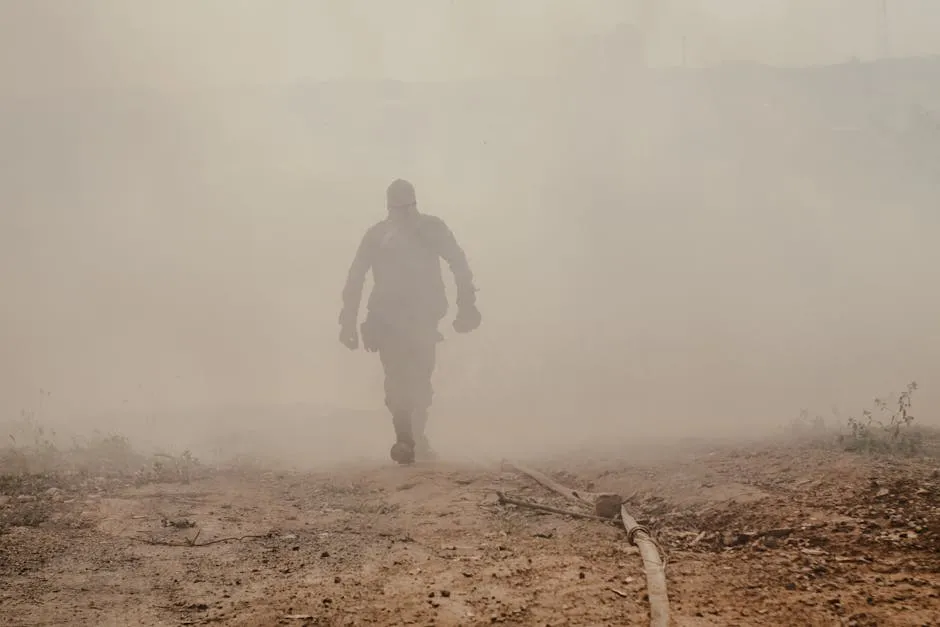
xmin=842 ymin=382 xmax=921 ymax=455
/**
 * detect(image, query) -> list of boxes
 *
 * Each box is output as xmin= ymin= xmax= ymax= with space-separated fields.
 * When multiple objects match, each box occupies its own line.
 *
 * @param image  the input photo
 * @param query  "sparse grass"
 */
xmin=2 ymin=426 xmax=140 ymax=478
xmin=1 ymin=412 xmax=204 ymax=534
xmin=0 ymin=500 xmax=55 ymax=529
xmin=3 ymin=411 xmax=202 ymax=479
xmin=840 ymin=382 xmax=924 ymax=455
xmin=791 ymin=382 xmax=935 ymax=457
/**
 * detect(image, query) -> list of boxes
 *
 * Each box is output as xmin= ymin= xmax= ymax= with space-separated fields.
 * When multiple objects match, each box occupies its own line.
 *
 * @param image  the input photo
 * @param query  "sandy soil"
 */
xmin=1 ymin=440 xmax=938 ymax=626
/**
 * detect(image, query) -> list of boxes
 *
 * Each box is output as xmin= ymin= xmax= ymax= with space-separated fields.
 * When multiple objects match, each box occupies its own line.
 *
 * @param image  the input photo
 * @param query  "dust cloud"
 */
xmin=2 ymin=2 xmax=938 ymax=467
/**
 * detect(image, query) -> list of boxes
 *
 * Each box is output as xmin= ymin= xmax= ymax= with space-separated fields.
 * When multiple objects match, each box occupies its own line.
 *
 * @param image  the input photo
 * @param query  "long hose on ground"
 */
xmin=505 ymin=461 xmax=670 ymax=627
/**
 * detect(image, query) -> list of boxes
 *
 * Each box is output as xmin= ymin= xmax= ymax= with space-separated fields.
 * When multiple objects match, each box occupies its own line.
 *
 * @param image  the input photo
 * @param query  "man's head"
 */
xmin=386 ymin=179 xmax=418 ymax=220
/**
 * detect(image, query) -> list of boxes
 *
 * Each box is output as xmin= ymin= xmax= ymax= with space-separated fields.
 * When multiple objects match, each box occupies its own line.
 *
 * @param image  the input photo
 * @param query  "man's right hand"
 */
xmin=453 ymin=304 xmax=482 ymax=333
xmin=339 ymin=324 xmax=359 ymax=350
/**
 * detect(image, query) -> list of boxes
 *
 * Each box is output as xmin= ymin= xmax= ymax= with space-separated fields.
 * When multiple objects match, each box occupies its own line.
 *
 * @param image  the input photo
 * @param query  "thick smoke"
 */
xmin=2 ymin=2 xmax=938 ymax=463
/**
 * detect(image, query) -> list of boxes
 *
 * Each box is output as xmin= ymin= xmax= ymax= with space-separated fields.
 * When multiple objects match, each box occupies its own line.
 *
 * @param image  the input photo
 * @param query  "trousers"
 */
xmin=372 ymin=322 xmax=439 ymax=446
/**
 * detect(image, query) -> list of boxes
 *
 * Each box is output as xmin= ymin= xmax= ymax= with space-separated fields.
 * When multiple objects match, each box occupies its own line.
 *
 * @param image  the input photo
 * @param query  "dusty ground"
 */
xmin=1 ymin=439 xmax=938 ymax=626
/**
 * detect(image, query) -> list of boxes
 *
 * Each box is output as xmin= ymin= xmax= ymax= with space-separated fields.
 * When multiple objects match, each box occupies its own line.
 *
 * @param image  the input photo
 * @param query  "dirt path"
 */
xmin=1 ymin=443 xmax=938 ymax=626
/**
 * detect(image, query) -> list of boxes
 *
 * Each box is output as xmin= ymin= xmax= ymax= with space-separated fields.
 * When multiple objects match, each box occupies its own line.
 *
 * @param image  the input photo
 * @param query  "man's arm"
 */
xmin=428 ymin=217 xmax=477 ymax=310
xmin=339 ymin=227 xmax=375 ymax=327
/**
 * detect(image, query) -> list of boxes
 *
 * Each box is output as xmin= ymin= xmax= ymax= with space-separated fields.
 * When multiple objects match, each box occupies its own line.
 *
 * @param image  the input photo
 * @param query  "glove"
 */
xmin=452 ymin=304 xmax=481 ymax=333
xmin=338 ymin=323 xmax=359 ymax=350
xmin=359 ymin=317 xmax=382 ymax=352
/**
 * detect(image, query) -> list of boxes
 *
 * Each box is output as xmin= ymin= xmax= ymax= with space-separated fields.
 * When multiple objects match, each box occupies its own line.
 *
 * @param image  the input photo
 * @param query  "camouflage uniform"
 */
xmin=339 ymin=180 xmax=480 ymax=464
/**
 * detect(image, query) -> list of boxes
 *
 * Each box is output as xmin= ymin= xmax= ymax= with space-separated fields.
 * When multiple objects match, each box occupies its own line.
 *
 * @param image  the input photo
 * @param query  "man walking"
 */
xmin=338 ymin=179 xmax=481 ymax=464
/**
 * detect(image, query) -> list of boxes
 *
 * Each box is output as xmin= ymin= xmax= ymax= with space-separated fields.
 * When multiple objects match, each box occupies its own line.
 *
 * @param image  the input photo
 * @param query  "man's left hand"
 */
xmin=453 ymin=304 xmax=481 ymax=333
xmin=339 ymin=324 xmax=359 ymax=350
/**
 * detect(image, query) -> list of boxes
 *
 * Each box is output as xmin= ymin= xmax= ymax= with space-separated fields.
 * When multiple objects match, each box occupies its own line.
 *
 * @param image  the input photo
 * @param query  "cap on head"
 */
xmin=386 ymin=179 xmax=417 ymax=210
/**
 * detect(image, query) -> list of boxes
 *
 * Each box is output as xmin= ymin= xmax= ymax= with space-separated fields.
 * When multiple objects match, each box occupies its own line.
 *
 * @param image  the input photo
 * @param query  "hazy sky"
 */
xmin=3 ymin=0 xmax=940 ymax=94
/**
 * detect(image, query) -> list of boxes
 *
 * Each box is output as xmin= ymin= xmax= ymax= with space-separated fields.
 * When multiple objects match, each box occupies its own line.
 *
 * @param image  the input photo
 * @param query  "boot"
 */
xmin=415 ymin=435 xmax=439 ymax=463
xmin=390 ymin=411 xmax=415 ymax=465
xmin=412 ymin=409 xmax=439 ymax=462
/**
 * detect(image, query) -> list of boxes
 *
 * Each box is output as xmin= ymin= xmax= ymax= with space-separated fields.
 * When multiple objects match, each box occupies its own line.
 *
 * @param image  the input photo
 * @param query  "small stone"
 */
xmin=594 ymin=493 xmax=623 ymax=519
xmin=320 ymin=551 xmax=330 ymax=558
xmin=440 ymin=590 xmax=451 ymax=598
xmin=722 ymin=532 xmax=750 ymax=547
